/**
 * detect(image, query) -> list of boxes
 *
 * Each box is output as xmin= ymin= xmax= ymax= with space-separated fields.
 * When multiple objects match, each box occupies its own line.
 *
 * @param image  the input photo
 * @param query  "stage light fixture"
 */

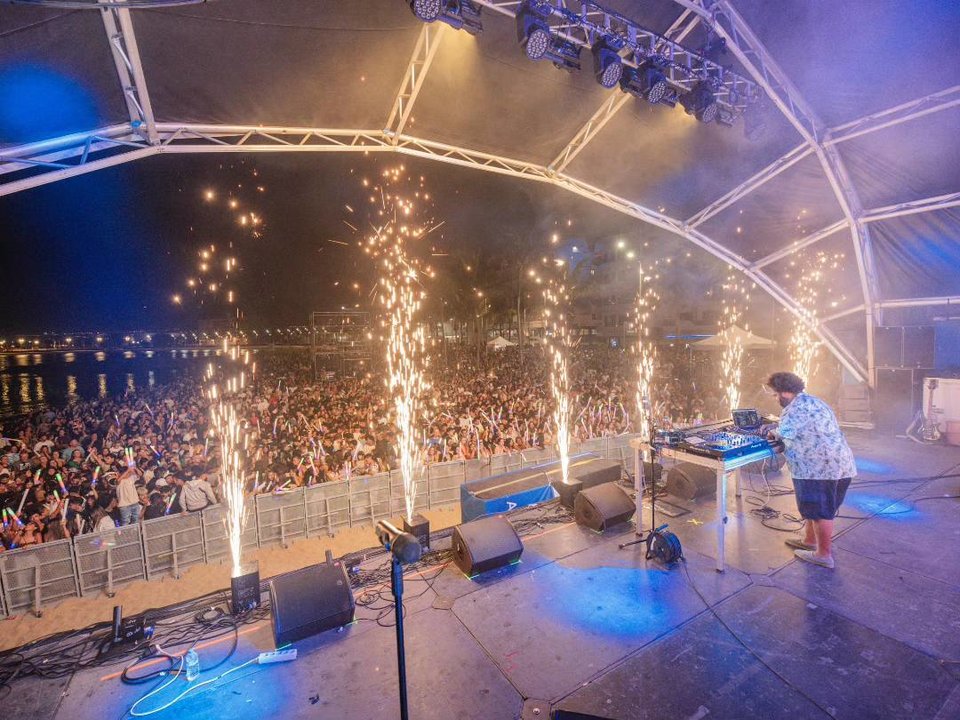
xmin=620 ymin=61 xmax=669 ymax=104
xmin=591 ymin=39 xmax=623 ymax=89
xmin=680 ymin=81 xmax=718 ymax=123
xmin=516 ymin=2 xmax=551 ymax=60
xmin=410 ymin=0 xmax=441 ymax=21
xmin=409 ymin=0 xmax=483 ymax=34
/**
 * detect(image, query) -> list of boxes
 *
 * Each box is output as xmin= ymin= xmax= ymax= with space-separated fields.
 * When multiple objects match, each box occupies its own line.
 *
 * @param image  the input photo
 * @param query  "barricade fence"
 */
xmin=0 ymin=435 xmax=639 ymax=617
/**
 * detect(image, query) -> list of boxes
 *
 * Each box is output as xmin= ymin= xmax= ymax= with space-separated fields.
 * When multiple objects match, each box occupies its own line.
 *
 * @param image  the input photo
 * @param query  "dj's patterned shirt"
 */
xmin=774 ymin=393 xmax=857 ymax=480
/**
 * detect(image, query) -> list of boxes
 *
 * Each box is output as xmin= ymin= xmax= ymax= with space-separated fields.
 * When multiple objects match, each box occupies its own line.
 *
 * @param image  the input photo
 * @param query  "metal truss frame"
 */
xmin=5 ymin=4 xmax=957 ymax=383
xmin=0 ymin=121 xmax=866 ymax=378
xmin=826 ymin=85 xmax=960 ymax=147
xmin=548 ymin=7 xmax=702 ymax=174
xmin=672 ymin=0 xmax=884 ymax=384
xmin=99 ymin=1 xmax=157 ymax=144
xmin=861 ymin=192 xmax=960 ymax=224
xmin=384 ymin=23 xmax=446 ymax=144
xmin=473 ymin=0 xmax=758 ymax=118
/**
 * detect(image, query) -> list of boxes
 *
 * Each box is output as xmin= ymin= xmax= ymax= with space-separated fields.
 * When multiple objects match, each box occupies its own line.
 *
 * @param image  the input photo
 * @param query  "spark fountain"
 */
xmin=790 ymin=251 xmax=845 ymax=382
xmin=356 ymin=167 xmax=434 ymax=525
xmin=633 ymin=264 xmax=659 ymax=442
xmin=207 ymin=338 xmax=258 ymax=612
xmin=719 ymin=271 xmax=751 ymax=412
xmin=544 ymin=281 xmax=573 ymax=484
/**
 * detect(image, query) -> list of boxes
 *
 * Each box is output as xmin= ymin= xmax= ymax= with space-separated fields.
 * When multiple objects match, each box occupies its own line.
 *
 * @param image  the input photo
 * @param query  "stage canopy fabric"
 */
xmin=1 ymin=0 xmax=958 ymax=382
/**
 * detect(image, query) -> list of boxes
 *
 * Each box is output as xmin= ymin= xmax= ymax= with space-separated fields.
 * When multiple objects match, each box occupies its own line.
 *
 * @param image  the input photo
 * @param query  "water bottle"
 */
xmin=184 ymin=649 xmax=200 ymax=682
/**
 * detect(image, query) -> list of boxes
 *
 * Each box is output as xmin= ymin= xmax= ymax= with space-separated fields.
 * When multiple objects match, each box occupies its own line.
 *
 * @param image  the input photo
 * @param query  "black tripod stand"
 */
xmin=376 ymin=520 xmax=423 ymax=720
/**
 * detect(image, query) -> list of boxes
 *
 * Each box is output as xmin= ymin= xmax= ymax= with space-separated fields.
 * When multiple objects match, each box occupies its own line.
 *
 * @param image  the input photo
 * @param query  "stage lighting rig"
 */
xmin=620 ymin=60 xmax=669 ymax=104
xmin=680 ymin=81 xmax=719 ymax=124
xmin=591 ymin=37 xmax=624 ymax=89
xmin=517 ymin=1 xmax=552 ymax=60
xmin=409 ymin=0 xmax=482 ymax=34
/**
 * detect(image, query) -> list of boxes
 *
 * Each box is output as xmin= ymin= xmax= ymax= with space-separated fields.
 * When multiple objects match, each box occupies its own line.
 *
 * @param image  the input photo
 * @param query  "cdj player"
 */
xmin=654 ymin=409 xmax=782 ymax=460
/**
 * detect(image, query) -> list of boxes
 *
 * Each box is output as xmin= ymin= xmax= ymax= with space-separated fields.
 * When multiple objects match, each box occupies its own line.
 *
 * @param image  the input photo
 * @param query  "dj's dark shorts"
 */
xmin=792 ymin=477 xmax=852 ymax=520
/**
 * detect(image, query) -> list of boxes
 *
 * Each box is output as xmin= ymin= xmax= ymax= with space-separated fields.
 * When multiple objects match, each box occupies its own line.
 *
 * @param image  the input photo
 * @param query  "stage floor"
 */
xmin=8 ymin=432 xmax=960 ymax=720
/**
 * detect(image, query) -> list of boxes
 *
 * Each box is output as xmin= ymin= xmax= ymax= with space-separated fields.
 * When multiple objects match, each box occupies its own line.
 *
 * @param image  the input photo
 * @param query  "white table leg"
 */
xmin=634 ymin=445 xmax=645 ymax=535
xmin=735 ymin=467 xmax=742 ymax=498
xmin=716 ymin=467 xmax=727 ymax=572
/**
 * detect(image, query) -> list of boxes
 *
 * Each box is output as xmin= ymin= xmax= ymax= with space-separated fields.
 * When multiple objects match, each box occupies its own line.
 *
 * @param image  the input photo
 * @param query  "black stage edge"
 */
xmin=4 ymin=434 xmax=960 ymax=720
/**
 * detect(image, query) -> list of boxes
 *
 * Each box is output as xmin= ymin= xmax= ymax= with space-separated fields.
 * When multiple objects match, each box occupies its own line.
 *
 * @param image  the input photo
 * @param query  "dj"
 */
xmin=762 ymin=372 xmax=857 ymax=569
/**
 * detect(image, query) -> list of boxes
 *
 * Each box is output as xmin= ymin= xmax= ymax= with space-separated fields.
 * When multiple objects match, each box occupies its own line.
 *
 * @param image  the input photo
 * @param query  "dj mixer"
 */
xmin=653 ymin=409 xmax=782 ymax=460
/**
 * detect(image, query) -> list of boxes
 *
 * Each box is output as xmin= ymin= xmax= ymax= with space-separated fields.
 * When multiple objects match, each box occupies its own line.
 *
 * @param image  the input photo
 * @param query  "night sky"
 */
xmin=0 ymin=152 xmax=707 ymax=334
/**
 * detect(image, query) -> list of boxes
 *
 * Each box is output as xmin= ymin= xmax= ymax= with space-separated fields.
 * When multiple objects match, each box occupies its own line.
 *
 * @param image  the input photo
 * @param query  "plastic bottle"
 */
xmin=184 ymin=649 xmax=200 ymax=682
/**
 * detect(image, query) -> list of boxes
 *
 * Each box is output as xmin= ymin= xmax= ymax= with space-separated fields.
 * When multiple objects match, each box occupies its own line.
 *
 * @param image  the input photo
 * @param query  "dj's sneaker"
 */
xmin=794 ymin=549 xmax=835 ymax=569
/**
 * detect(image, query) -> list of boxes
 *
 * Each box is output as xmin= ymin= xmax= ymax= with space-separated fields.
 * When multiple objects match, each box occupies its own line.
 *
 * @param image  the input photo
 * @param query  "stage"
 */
xmin=7 ymin=432 xmax=960 ymax=720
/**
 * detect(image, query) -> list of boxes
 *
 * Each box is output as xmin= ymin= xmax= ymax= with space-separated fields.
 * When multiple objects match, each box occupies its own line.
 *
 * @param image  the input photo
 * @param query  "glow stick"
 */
xmin=165 ymin=492 xmax=177 ymax=514
xmin=56 ymin=473 xmax=66 ymax=494
xmin=17 ymin=487 xmax=30 ymax=514
xmin=8 ymin=507 xmax=23 ymax=527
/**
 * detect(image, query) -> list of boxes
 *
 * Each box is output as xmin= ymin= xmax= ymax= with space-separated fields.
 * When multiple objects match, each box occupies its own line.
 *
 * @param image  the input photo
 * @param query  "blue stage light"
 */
xmin=410 ymin=0 xmax=441 ymax=22
xmin=516 ymin=2 xmax=551 ymax=60
xmin=680 ymin=81 xmax=718 ymax=123
xmin=591 ymin=40 xmax=623 ymax=89
xmin=620 ymin=61 xmax=669 ymax=104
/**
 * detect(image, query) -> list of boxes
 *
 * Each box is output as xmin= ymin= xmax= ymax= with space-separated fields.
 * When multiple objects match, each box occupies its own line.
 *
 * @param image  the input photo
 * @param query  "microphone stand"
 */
xmin=377 ymin=520 xmax=421 ymax=720
xmin=391 ymin=555 xmax=409 ymax=720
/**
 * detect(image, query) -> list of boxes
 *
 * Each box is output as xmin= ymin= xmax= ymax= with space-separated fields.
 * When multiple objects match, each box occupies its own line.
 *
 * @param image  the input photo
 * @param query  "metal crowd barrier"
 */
xmin=0 ymin=434 xmax=640 ymax=617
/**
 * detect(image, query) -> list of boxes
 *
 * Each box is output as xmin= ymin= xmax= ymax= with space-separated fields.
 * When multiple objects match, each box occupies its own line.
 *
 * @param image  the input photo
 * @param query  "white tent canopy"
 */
xmin=486 ymin=336 xmax=517 ymax=351
xmin=693 ymin=325 xmax=776 ymax=350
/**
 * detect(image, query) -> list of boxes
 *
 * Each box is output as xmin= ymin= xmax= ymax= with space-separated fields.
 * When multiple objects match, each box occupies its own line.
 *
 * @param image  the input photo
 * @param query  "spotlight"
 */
xmin=680 ymin=81 xmax=718 ymax=123
xmin=620 ymin=60 xmax=669 ymax=104
xmin=409 ymin=0 xmax=483 ymax=34
xmin=516 ymin=1 xmax=551 ymax=60
xmin=409 ymin=0 xmax=441 ymax=21
xmin=591 ymin=38 xmax=624 ymax=89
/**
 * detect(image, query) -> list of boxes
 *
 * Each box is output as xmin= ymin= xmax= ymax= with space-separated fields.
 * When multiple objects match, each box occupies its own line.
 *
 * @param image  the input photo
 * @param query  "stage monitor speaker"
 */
xmin=269 ymin=561 xmax=355 ymax=645
xmin=875 ymin=367 xmax=919 ymax=431
xmin=903 ymin=325 xmax=935 ymax=368
xmin=875 ymin=326 xmax=903 ymax=367
xmin=665 ymin=463 xmax=716 ymax=501
xmin=574 ymin=483 xmax=635 ymax=532
xmin=451 ymin=515 xmax=523 ymax=577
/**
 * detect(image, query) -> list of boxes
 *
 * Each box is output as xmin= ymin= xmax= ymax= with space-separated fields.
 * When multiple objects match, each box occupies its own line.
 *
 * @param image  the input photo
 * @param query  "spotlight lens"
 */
xmin=599 ymin=61 xmax=622 ymax=88
xmin=526 ymin=27 xmax=550 ymax=60
xmin=700 ymin=102 xmax=718 ymax=123
xmin=412 ymin=0 xmax=441 ymax=21
xmin=647 ymin=79 xmax=667 ymax=104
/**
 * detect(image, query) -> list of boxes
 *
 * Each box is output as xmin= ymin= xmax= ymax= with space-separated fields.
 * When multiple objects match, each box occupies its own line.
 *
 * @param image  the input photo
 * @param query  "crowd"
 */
xmin=0 ymin=344 xmax=733 ymax=549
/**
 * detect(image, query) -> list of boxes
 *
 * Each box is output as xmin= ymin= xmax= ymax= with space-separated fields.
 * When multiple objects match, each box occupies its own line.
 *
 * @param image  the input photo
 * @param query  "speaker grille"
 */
xmin=269 ymin=562 xmax=355 ymax=645
xmin=665 ymin=463 xmax=716 ymax=500
xmin=574 ymin=484 xmax=635 ymax=532
xmin=451 ymin=516 xmax=523 ymax=576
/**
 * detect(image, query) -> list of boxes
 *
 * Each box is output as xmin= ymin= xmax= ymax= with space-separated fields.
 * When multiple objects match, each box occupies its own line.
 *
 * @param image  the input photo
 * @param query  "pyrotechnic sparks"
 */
xmin=543 ymin=280 xmax=573 ymax=484
xmin=790 ymin=250 xmax=845 ymax=382
xmin=206 ymin=339 xmax=256 ymax=578
xmin=719 ymin=271 xmax=751 ymax=413
xmin=175 ymin=163 xmax=266 ymax=311
xmin=633 ymin=265 xmax=659 ymax=441
xmin=346 ymin=165 xmax=437 ymax=523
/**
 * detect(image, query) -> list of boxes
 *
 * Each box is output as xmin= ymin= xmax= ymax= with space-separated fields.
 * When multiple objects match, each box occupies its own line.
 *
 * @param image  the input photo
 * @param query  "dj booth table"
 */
xmin=630 ymin=436 xmax=779 ymax=572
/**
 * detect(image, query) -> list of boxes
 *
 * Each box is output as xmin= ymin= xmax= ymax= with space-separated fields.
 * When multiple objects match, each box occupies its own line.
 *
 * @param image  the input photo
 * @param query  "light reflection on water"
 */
xmin=0 ymin=349 xmax=233 ymax=418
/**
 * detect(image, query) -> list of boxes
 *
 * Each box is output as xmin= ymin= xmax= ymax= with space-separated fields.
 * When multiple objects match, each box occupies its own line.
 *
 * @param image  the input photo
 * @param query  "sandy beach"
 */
xmin=0 ymin=506 xmax=462 ymax=652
